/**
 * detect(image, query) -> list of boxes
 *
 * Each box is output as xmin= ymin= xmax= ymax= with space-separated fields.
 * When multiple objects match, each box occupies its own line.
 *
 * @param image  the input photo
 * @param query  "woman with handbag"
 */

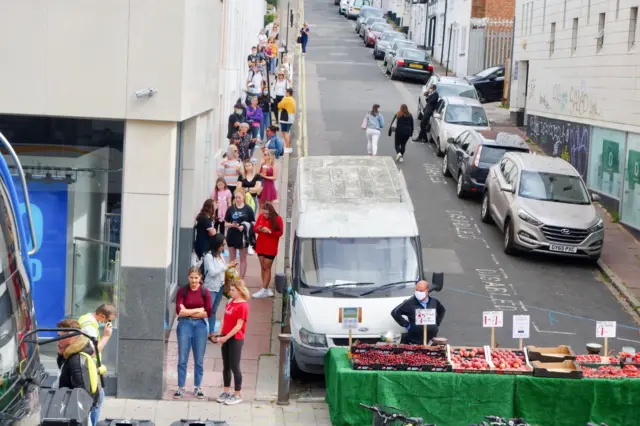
xmin=388 ymin=104 xmax=414 ymax=163
xmin=361 ymin=104 xmax=384 ymax=156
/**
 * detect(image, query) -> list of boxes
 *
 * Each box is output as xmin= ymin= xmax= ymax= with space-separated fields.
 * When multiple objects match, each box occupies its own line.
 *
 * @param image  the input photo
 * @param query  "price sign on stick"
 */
xmin=483 ymin=311 xmax=503 ymax=348
xmin=339 ymin=307 xmax=362 ymax=348
xmin=596 ymin=321 xmax=616 ymax=355
xmin=512 ymin=315 xmax=530 ymax=349
xmin=415 ymin=309 xmax=436 ymax=347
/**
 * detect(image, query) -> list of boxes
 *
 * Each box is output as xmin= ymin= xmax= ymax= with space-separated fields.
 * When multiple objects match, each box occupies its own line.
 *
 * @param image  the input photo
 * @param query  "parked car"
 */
xmin=465 ymin=65 xmax=505 ymax=103
xmin=429 ymin=96 xmax=491 ymax=156
xmin=360 ymin=16 xmax=386 ymax=38
xmin=339 ymin=0 xmax=351 ymax=15
xmin=383 ymin=39 xmax=417 ymax=66
xmin=335 ymin=0 xmax=340 ymax=4
xmin=355 ymin=6 xmax=384 ymax=34
xmin=346 ymin=0 xmax=371 ymax=19
xmin=481 ymin=153 xmax=604 ymax=261
xmin=386 ymin=48 xmax=433 ymax=82
xmin=418 ymin=74 xmax=479 ymax=116
xmin=442 ymin=130 xmax=530 ymax=198
xmin=364 ymin=22 xmax=392 ymax=47
xmin=373 ymin=31 xmax=408 ymax=59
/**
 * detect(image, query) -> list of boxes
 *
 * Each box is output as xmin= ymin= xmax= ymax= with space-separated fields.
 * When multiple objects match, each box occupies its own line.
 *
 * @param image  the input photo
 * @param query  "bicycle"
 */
xmin=587 ymin=423 xmax=609 ymax=426
xmin=469 ymin=416 xmax=531 ymax=426
xmin=359 ymin=403 xmax=435 ymax=426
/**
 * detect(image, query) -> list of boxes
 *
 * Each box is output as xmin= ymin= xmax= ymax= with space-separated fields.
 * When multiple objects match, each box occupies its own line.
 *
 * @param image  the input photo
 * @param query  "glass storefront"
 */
xmin=622 ymin=133 xmax=640 ymax=230
xmin=0 ymin=114 xmax=123 ymax=374
xmin=587 ymin=126 xmax=625 ymax=200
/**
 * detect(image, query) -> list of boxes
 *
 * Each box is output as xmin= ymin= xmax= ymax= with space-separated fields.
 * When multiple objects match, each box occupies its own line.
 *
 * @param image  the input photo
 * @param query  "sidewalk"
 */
xmin=485 ymin=123 xmax=640 ymax=318
xmin=100 ymin=399 xmax=331 ymax=426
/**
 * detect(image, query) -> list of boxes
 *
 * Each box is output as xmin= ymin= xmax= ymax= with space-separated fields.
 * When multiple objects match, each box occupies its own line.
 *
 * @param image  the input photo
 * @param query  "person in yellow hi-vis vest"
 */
xmin=79 ymin=304 xmax=116 ymax=425
xmin=56 ymin=319 xmax=101 ymax=425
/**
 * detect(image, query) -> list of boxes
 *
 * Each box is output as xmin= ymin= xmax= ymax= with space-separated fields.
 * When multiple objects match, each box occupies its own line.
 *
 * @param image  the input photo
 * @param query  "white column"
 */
xmin=117 ymin=119 xmax=177 ymax=399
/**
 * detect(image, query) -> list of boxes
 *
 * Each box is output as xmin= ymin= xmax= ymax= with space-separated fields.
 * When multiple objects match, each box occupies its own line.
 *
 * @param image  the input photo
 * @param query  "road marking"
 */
xmin=549 ymin=312 xmax=559 ymax=326
xmin=491 ymin=254 xmax=500 ymax=265
xmin=617 ymin=337 xmax=640 ymax=344
xmin=532 ymin=322 xmax=577 ymax=335
xmin=302 ymin=54 xmax=308 ymax=157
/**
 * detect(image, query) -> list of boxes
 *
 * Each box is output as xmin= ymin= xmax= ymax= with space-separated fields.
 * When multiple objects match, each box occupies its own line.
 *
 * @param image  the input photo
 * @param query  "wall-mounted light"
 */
xmin=135 ymin=88 xmax=158 ymax=98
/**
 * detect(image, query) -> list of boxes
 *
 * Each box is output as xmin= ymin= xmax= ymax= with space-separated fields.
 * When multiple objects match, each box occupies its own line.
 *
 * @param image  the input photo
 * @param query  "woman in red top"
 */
xmin=252 ymin=202 xmax=284 ymax=298
xmin=213 ymin=279 xmax=250 ymax=405
xmin=174 ymin=266 xmax=212 ymax=400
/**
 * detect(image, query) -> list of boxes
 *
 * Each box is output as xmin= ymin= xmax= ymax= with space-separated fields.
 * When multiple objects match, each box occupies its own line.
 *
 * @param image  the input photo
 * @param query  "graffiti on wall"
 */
xmin=546 ymin=83 xmax=600 ymax=117
xmin=526 ymin=115 xmax=590 ymax=179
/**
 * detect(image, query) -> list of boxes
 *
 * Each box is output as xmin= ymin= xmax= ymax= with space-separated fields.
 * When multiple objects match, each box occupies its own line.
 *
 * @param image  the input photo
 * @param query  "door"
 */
xmin=430 ymin=100 xmax=446 ymax=143
xmin=450 ymin=132 xmax=470 ymax=178
xmin=493 ymin=159 xmax=517 ymax=227
xmin=458 ymin=134 xmax=477 ymax=178
xmin=491 ymin=67 xmax=506 ymax=101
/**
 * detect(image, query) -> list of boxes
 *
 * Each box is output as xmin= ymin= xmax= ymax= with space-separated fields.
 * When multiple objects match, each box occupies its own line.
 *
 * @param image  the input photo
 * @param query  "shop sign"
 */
xmin=627 ymin=149 xmax=640 ymax=188
xmin=602 ymin=139 xmax=620 ymax=174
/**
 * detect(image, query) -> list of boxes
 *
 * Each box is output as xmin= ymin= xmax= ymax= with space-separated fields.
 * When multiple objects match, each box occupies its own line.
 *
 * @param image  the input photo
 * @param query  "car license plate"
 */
xmin=354 ymin=8 xmax=360 ymax=11
xmin=549 ymin=244 xmax=578 ymax=253
xmin=409 ymin=63 xmax=423 ymax=69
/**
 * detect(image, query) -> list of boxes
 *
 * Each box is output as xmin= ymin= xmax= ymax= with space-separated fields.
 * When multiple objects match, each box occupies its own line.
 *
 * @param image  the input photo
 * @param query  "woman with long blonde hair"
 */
xmin=258 ymin=149 xmax=278 ymax=205
xmin=213 ymin=279 xmax=251 ymax=405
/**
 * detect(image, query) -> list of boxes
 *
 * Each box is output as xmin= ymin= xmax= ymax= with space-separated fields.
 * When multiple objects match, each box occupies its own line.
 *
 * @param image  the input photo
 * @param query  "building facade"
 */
xmin=0 ymin=0 xmax=265 ymax=399
xmin=509 ymin=0 xmax=640 ymax=233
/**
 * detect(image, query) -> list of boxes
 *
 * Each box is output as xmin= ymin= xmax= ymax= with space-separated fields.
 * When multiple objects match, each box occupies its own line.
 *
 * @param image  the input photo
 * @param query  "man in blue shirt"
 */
xmin=391 ymin=280 xmax=446 ymax=344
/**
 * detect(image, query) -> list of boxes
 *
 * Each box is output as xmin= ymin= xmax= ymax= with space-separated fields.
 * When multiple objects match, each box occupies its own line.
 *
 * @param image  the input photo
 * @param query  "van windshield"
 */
xmin=296 ymin=237 xmax=421 ymax=297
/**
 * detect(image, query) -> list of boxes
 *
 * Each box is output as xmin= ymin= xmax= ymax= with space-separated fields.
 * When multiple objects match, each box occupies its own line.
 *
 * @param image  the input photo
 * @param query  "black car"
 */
xmin=465 ymin=65 xmax=505 ymax=103
xmin=441 ymin=130 xmax=530 ymax=198
xmin=386 ymin=48 xmax=433 ymax=82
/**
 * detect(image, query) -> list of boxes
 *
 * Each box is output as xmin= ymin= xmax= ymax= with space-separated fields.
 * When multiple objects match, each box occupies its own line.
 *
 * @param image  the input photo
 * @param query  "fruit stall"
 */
xmin=324 ymin=344 xmax=640 ymax=426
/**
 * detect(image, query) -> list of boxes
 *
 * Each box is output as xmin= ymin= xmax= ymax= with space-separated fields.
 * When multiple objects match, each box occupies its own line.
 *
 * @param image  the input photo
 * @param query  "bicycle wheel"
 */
xmin=371 ymin=405 xmax=409 ymax=426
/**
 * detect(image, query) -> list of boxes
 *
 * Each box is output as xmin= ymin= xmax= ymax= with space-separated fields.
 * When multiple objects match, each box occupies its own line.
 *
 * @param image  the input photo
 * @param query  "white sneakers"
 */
xmin=395 ymin=153 xmax=404 ymax=163
xmin=284 ymin=147 xmax=293 ymax=154
xmin=253 ymin=288 xmax=274 ymax=298
xmin=248 ymin=246 xmax=255 ymax=256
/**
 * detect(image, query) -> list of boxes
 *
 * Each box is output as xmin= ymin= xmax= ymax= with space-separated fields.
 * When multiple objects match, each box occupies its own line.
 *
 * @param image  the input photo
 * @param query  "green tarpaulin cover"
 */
xmin=325 ymin=348 xmax=640 ymax=426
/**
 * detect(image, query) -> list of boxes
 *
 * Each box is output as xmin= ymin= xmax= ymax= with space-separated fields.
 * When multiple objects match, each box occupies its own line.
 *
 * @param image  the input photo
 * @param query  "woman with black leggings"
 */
xmin=388 ymin=104 xmax=414 ymax=163
xmin=214 ymin=279 xmax=250 ymax=405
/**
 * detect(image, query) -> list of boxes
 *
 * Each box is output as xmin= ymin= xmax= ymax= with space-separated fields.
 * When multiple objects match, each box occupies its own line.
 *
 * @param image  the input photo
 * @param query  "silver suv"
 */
xmin=480 ymin=153 xmax=604 ymax=261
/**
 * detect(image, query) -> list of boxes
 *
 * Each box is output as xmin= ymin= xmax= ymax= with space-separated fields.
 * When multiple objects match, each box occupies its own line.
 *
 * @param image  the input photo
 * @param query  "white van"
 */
xmin=284 ymin=156 xmax=435 ymax=375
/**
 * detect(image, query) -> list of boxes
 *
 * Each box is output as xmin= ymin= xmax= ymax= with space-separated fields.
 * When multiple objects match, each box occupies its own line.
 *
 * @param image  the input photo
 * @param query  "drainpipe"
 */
xmin=506 ymin=16 xmax=516 ymax=107
xmin=440 ymin=0 xmax=447 ymax=64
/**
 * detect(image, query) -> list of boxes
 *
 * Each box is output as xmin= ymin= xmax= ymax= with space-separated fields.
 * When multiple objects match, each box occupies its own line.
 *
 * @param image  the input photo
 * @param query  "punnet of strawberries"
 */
xmin=352 ymin=351 xmax=449 ymax=367
xmin=582 ymin=365 xmax=640 ymax=378
xmin=490 ymin=349 xmax=531 ymax=371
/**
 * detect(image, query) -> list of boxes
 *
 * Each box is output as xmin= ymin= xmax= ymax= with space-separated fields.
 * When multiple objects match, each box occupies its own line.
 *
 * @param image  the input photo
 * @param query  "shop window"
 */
xmin=622 ymin=133 xmax=640 ymax=230
xmin=587 ymin=126 xmax=625 ymax=199
xmin=0 ymin=114 xmax=123 ymax=375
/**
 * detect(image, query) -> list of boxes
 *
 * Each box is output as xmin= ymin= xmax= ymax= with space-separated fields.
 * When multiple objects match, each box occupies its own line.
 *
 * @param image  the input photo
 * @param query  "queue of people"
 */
xmin=170 ymin=23 xmax=291 ymax=405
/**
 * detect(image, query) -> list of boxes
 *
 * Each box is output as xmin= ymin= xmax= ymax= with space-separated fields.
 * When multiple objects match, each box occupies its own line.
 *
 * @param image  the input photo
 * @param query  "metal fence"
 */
xmin=467 ymin=18 xmax=513 ymax=75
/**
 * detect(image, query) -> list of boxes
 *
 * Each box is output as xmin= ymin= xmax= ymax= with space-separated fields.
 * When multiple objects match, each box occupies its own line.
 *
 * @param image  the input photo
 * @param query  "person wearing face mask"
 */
xmin=227 ymin=102 xmax=246 ymax=143
xmin=390 ymin=280 xmax=446 ymax=345
xmin=258 ymin=86 xmax=271 ymax=141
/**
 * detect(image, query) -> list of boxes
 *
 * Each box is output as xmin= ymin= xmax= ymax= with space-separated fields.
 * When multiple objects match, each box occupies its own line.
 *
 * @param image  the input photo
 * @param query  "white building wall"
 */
xmin=410 ymin=4 xmax=429 ymax=45
xmin=509 ymin=0 xmax=640 ymax=129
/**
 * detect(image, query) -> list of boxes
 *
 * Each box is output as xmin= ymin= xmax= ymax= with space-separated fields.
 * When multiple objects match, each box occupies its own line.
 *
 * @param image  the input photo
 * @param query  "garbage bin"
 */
xmin=41 ymin=388 xmax=92 ymax=426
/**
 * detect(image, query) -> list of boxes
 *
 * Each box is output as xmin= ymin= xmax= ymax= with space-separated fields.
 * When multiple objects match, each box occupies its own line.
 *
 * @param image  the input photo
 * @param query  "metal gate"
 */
xmin=467 ymin=18 xmax=513 ymax=75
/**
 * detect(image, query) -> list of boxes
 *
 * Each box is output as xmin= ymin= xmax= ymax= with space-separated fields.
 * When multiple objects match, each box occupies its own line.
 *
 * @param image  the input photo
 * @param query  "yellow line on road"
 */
xmin=302 ymin=54 xmax=308 ymax=157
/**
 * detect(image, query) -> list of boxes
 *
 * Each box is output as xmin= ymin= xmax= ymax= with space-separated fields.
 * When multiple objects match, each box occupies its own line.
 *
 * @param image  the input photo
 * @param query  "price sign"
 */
xmin=596 ymin=321 xmax=617 ymax=338
xmin=415 ymin=309 xmax=436 ymax=325
xmin=512 ymin=315 xmax=530 ymax=339
xmin=483 ymin=311 xmax=504 ymax=328
xmin=340 ymin=307 xmax=360 ymax=330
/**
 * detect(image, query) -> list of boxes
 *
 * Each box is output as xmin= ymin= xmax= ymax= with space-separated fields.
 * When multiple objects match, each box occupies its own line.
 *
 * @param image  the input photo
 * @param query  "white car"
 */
xmin=346 ymin=0 xmax=371 ymax=19
xmin=429 ymin=96 xmax=491 ymax=156
xmin=339 ymin=0 xmax=352 ymax=15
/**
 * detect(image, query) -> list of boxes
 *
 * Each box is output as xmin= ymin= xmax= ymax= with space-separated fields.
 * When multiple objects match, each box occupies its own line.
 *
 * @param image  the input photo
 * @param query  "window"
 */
xmin=444 ymin=105 xmax=489 ymax=126
xmin=597 ymin=13 xmax=605 ymax=52
xmin=460 ymin=27 xmax=467 ymax=54
xmin=519 ymin=172 xmax=591 ymax=204
xmin=495 ymin=68 xmax=505 ymax=77
xmin=563 ymin=0 xmax=567 ymax=27
xmin=550 ymin=22 xmax=556 ymax=56
xmin=629 ymin=7 xmax=638 ymax=50
xmin=571 ymin=18 xmax=579 ymax=54
xmin=529 ymin=2 xmax=534 ymax=35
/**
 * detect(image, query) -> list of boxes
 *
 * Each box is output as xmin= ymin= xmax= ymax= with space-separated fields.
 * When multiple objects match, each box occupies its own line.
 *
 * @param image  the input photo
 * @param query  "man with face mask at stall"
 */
xmin=391 ymin=280 xmax=446 ymax=345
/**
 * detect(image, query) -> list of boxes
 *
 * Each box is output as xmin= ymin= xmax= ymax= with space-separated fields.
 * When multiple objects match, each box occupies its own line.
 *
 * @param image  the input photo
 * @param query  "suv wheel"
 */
xmin=481 ymin=192 xmax=493 ymax=224
xmin=503 ymin=219 xmax=517 ymax=255
xmin=442 ymin=155 xmax=451 ymax=177
xmin=436 ymin=139 xmax=444 ymax=157
xmin=456 ymin=173 xmax=466 ymax=198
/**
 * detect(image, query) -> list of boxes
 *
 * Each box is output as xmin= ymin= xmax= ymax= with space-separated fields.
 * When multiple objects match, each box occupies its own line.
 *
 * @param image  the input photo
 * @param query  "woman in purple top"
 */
xmin=246 ymin=96 xmax=264 ymax=141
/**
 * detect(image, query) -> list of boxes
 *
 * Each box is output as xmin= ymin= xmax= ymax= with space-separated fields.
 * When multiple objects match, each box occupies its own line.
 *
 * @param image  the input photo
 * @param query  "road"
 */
xmin=289 ymin=0 xmax=640 ymax=399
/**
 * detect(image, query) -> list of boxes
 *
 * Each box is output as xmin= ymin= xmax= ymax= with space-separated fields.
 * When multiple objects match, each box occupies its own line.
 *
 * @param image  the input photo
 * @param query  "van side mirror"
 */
xmin=430 ymin=272 xmax=444 ymax=292
xmin=591 ymin=192 xmax=601 ymax=202
xmin=500 ymin=183 xmax=514 ymax=193
xmin=447 ymin=137 xmax=455 ymax=145
xmin=275 ymin=272 xmax=287 ymax=294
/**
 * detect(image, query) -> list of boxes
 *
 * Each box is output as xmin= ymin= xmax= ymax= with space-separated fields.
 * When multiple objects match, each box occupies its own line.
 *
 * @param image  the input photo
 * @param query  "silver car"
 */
xmin=481 ymin=153 xmax=604 ymax=261
xmin=383 ymin=39 xmax=417 ymax=66
xmin=360 ymin=16 xmax=386 ymax=39
xmin=374 ymin=31 xmax=408 ymax=60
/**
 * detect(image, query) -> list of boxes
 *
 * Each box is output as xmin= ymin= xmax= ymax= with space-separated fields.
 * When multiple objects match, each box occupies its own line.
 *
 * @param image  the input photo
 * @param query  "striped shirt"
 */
xmin=218 ymin=159 xmax=242 ymax=187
